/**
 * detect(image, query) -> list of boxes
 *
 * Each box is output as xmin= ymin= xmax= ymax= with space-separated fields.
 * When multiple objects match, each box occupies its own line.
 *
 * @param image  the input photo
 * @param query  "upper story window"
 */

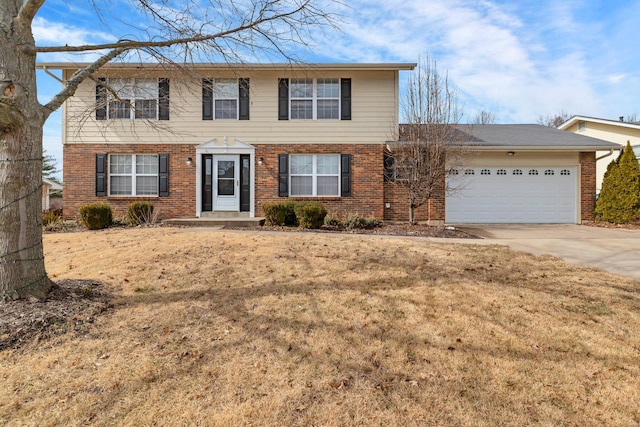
xmin=96 ymin=78 xmax=169 ymax=121
xmin=202 ymin=78 xmax=250 ymax=120
xmin=279 ymin=78 xmax=351 ymax=121
xmin=109 ymin=154 xmax=159 ymax=196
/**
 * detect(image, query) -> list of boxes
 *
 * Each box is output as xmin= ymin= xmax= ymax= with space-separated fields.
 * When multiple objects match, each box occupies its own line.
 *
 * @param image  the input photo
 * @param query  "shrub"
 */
xmin=263 ymin=201 xmax=297 ymax=226
xmin=262 ymin=202 xmax=287 ymax=226
xmin=79 ymin=202 xmax=113 ymax=230
xmin=294 ymin=201 xmax=327 ymax=229
xmin=323 ymin=216 xmax=342 ymax=227
xmin=343 ymin=214 xmax=383 ymax=229
xmin=127 ymin=201 xmax=156 ymax=226
xmin=595 ymin=141 xmax=640 ymax=223
xmin=42 ymin=210 xmax=60 ymax=226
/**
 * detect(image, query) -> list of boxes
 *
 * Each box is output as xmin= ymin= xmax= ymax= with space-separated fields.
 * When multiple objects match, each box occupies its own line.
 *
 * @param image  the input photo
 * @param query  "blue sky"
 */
xmin=34 ymin=0 xmax=640 ymax=178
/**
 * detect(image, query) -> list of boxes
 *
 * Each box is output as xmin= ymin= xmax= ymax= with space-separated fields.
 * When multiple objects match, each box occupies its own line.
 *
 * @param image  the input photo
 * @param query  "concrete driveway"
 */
xmin=455 ymin=224 xmax=640 ymax=281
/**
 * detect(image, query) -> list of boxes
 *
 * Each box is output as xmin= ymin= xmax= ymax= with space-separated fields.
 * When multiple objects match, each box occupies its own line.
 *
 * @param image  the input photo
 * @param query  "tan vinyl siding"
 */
xmin=63 ymin=69 xmax=399 ymax=146
xmin=561 ymin=120 xmax=639 ymax=192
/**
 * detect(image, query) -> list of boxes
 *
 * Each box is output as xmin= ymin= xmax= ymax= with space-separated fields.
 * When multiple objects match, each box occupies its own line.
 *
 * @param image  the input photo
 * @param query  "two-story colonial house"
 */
xmin=40 ymin=62 xmax=415 ymax=222
xmin=39 ymin=62 xmax=618 ymax=225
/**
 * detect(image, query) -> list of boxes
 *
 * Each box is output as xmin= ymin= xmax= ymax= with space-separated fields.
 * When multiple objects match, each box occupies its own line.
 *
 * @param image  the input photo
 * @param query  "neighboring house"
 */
xmin=558 ymin=115 xmax=639 ymax=194
xmin=42 ymin=177 xmax=62 ymax=211
xmin=38 ymin=63 xmax=618 ymax=224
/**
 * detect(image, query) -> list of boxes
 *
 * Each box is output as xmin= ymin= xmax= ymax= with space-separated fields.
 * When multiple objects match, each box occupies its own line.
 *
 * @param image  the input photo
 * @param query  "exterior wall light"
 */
xmin=258 ymin=157 xmax=264 ymax=165
xmin=186 ymin=157 xmax=193 ymax=165
xmin=507 ymin=151 xmax=516 ymax=156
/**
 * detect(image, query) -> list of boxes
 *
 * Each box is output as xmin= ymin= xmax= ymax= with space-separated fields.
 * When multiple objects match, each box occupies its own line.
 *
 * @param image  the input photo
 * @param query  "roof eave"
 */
xmin=36 ymin=62 xmax=417 ymax=71
xmin=464 ymin=145 xmax=622 ymax=151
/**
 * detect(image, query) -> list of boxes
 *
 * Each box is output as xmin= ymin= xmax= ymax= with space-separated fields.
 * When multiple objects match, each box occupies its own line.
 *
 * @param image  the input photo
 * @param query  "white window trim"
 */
xmin=213 ymin=78 xmax=239 ymax=120
xmin=107 ymin=78 xmax=159 ymax=120
xmin=289 ymin=154 xmax=341 ymax=197
xmin=290 ymin=78 xmax=340 ymax=120
xmin=108 ymin=154 xmax=159 ymax=196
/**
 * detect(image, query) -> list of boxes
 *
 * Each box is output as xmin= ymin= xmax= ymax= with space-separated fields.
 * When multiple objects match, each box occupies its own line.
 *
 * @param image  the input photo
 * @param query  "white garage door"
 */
xmin=446 ymin=166 xmax=578 ymax=223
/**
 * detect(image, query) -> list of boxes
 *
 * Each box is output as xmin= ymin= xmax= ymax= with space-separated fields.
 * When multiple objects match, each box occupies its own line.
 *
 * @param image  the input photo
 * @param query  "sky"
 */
xmin=33 ymin=0 xmax=640 ymax=179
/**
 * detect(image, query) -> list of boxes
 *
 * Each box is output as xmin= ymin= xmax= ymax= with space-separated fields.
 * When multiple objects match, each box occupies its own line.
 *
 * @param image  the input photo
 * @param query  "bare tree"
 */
xmin=387 ymin=55 xmax=467 ymax=224
xmin=537 ymin=111 xmax=572 ymax=128
xmin=472 ymin=109 xmax=497 ymax=125
xmin=0 ymin=0 xmax=338 ymax=299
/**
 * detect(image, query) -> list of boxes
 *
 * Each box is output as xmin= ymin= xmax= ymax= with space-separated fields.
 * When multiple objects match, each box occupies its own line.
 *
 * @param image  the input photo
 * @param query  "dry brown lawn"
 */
xmin=1 ymin=227 xmax=639 ymax=426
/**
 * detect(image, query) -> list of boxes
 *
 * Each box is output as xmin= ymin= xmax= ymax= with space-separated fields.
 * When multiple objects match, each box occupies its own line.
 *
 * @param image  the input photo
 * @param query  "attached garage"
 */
xmin=386 ymin=124 xmax=621 ymax=224
xmin=446 ymin=166 xmax=578 ymax=223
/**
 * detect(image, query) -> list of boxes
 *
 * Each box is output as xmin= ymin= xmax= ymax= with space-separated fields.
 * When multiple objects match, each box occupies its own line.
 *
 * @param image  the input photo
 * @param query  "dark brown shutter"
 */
xmin=96 ymin=78 xmax=107 ymax=120
xmin=202 ymin=78 xmax=213 ymax=120
xmin=340 ymin=154 xmax=351 ymax=197
xmin=158 ymin=78 xmax=170 ymax=120
xmin=96 ymin=153 xmax=107 ymax=196
xmin=340 ymin=78 xmax=351 ymax=121
xmin=158 ymin=153 xmax=169 ymax=196
xmin=239 ymin=78 xmax=250 ymax=120
xmin=278 ymin=78 xmax=289 ymax=120
xmin=278 ymin=154 xmax=289 ymax=196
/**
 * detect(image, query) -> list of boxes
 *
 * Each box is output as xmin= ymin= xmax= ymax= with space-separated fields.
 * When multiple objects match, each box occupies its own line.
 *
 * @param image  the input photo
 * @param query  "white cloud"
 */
xmin=310 ymin=0 xmax=609 ymax=122
xmin=32 ymin=16 xmax=113 ymax=47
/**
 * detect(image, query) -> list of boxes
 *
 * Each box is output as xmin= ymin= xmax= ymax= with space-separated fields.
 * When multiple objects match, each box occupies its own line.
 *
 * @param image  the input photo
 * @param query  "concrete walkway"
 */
xmin=453 ymin=224 xmax=640 ymax=281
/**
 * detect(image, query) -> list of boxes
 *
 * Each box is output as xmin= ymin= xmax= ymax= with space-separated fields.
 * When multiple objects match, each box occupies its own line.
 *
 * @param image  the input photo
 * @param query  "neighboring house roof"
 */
xmin=36 ymin=62 xmax=417 ymax=71
xmin=395 ymin=124 xmax=620 ymax=151
xmin=43 ymin=178 xmax=63 ymax=191
xmin=558 ymin=115 xmax=640 ymax=132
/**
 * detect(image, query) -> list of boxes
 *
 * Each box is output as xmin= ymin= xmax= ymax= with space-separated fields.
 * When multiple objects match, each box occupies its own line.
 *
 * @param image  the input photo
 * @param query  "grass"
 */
xmin=1 ymin=227 xmax=639 ymax=426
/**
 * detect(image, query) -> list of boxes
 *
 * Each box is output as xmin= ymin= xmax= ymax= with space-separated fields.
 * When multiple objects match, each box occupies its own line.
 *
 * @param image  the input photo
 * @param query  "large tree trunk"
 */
xmin=0 ymin=1 xmax=53 ymax=299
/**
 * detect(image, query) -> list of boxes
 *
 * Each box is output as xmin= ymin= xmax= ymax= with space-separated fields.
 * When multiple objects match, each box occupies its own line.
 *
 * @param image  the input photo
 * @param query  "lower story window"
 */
xmin=290 ymin=154 xmax=340 ymax=196
xmin=109 ymin=154 xmax=159 ymax=196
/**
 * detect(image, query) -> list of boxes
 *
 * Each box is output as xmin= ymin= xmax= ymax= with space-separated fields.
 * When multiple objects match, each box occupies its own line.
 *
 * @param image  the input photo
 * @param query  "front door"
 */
xmin=213 ymin=155 xmax=239 ymax=211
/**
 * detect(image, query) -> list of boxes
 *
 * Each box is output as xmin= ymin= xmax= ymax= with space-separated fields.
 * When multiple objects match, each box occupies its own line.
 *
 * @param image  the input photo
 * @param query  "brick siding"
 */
xmin=254 ymin=144 xmax=385 ymax=218
xmin=63 ymin=144 xmax=197 ymax=220
xmin=63 ymin=144 xmax=599 ymax=223
xmin=63 ymin=143 xmax=385 ymax=220
xmin=579 ymin=151 xmax=596 ymax=222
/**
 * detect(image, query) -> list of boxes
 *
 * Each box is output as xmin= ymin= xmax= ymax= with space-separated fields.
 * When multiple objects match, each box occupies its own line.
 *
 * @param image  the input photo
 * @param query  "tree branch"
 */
xmin=42 ymin=47 xmax=126 ymax=118
xmin=17 ymin=0 xmax=45 ymax=24
xmin=35 ymin=2 xmax=312 ymax=53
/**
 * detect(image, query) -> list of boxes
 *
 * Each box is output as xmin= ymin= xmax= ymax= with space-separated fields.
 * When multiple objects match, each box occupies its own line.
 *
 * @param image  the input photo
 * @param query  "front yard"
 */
xmin=1 ymin=228 xmax=639 ymax=426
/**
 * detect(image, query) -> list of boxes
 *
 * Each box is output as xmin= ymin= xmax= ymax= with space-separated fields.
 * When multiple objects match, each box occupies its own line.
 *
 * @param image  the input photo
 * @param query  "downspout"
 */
xmin=596 ymin=149 xmax=618 ymax=161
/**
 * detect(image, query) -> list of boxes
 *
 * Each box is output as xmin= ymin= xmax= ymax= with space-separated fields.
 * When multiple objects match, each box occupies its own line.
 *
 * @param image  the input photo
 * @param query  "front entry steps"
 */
xmin=164 ymin=213 xmax=264 ymax=228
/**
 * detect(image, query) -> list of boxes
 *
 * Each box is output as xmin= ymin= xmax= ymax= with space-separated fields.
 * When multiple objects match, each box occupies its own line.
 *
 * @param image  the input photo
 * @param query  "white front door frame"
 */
xmin=213 ymin=155 xmax=240 ymax=211
xmin=195 ymin=138 xmax=255 ymax=217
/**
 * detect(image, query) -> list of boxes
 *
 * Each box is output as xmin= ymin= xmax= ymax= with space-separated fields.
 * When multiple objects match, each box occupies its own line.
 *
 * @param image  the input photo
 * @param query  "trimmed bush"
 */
xmin=79 ymin=202 xmax=113 ymax=230
xmin=595 ymin=141 xmax=640 ymax=223
xmin=262 ymin=201 xmax=298 ymax=226
xmin=127 ymin=201 xmax=155 ymax=225
xmin=294 ymin=201 xmax=327 ymax=229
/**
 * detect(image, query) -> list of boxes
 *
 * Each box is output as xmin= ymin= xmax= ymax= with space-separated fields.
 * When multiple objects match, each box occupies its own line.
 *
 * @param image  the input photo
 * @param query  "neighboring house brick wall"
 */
xmin=580 ymin=151 xmax=596 ymax=221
